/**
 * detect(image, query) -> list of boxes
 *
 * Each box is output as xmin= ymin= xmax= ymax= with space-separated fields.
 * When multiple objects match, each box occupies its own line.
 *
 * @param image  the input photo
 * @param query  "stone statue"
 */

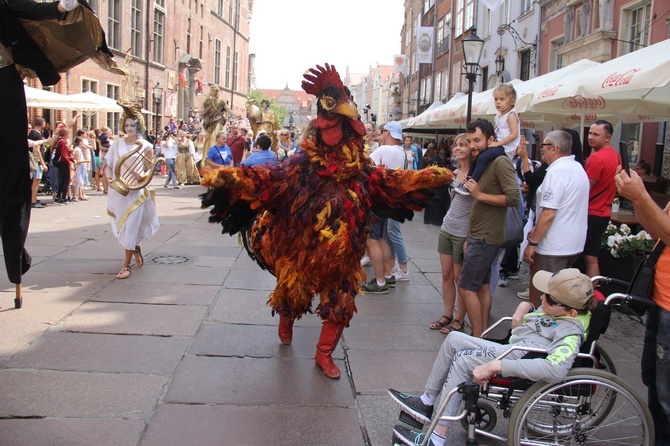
xmin=202 ymin=85 xmax=229 ymax=159
xmin=580 ymin=1 xmax=591 ymax=37
xmin=563 ymin=8 xmax=574 ymax=43
xmin=599 ymin=0 xmax=613 ymax=30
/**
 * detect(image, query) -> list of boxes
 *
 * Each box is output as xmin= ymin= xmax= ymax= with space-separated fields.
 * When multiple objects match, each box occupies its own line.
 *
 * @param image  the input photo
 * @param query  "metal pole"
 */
xmin=466 ymin=73 xmax=474 ymax=124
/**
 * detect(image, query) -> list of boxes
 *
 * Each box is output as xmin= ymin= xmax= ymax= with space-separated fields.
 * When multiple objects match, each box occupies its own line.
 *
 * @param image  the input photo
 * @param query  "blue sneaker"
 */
xmin=393 ymin=425 xmax=438 ymax=446
xmin=388 ymin=389 xmax=433 ymax=425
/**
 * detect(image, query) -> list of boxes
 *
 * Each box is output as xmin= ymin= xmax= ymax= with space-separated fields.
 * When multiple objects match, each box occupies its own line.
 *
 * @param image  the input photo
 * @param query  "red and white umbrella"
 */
xmin=530 ymin=39 xmax=670 ymax=121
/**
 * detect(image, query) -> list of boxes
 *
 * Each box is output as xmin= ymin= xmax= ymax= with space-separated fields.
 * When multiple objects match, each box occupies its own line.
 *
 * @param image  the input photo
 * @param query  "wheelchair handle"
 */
xmin=604 ymin=292 xmax=658 ymax=309
xmin=481 ymin=317 xmax=513 ymax=338
xmin=591 ymin=275 xmax=631 ymax=288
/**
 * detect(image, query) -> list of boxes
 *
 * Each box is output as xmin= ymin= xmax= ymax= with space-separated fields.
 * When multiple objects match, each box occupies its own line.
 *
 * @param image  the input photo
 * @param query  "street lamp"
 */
xmin=462 ymin=28 xmax=485 ymax=124
xmin=495 ymin=54 xmax=505 ymax=78
xmin=152 ymin=82 xmax=163 ymax=135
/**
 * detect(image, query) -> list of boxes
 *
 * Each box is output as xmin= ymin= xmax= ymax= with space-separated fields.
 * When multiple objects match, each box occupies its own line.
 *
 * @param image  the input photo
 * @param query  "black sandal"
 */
xmin=441 ymin=319 xmax=464 ymax=335
xmin=429 ymin=315 xmax=453 ymax=330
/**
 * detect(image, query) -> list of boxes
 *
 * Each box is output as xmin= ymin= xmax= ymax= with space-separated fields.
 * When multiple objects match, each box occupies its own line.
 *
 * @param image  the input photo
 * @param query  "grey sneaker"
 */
xmin=507 ymin=270 xmax=520 ymax=280
xmin=394 ymin=270 xmax=410 ymax=281
xmin=360 ymin=255 xmax=372 ymax=267
xmin=386 ymin=275 xmax=396 ymax=288
xmin=498 ymin=276 xmax=509 ymax=287
xmin=388 ymin=389 xmax=433 ymax=425
xmin=517 ymin=289 xmax=530 ymax=300
xmin=361 ymin=279 xmax=388 ymax=294
xmin=392 ymin=425 xmax=437 ymax=446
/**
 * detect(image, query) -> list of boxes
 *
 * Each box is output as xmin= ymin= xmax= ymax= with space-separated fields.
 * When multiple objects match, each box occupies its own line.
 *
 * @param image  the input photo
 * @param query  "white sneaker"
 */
xmin=360 ymin=255 xmax=372 ymax=267
xmin=517 ymin=289 xmax=530 ymax=300
xmin=394 ymin=270 xmax=410 ymax=281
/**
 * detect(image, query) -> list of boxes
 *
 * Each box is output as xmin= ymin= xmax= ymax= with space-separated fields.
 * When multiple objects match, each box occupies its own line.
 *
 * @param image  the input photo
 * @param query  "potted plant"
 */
xmin=611 ymin=197 xmax=620 ymax=213
xmin=599 ymin=222 xmax=655 ymax=281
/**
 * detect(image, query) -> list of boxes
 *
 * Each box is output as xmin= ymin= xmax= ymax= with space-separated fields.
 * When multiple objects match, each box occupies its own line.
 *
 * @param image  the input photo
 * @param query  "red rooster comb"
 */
xmin=302 ymin=64 xmax=343 ymax=97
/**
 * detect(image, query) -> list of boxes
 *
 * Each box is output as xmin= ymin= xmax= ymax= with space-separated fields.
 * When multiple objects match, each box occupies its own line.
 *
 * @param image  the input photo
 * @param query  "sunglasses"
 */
xmin=544 ymin=293 xmax=571 ymax=309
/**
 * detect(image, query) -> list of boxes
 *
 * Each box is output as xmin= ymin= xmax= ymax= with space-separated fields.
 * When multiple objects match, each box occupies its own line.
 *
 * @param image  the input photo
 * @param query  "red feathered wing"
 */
xmin=365 ymin=166 xmax=453 ymax=222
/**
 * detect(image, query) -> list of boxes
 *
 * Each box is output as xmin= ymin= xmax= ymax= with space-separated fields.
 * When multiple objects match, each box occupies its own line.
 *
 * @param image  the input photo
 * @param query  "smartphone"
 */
xmin=619 ymin=141 xmax=630 ymax=176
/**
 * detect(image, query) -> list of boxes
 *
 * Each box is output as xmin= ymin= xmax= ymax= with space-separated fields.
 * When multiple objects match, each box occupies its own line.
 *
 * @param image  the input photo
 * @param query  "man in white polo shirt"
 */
xmin=522 ymin=130 xmax=590 ymax=307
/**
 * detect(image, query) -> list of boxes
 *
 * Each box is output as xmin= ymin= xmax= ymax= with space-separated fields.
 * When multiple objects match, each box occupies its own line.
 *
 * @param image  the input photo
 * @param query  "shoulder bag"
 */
xmin=625 ymin=240 xmax=666 ymax=316
xmin=501 ymin=205 xmax=524 ymax=249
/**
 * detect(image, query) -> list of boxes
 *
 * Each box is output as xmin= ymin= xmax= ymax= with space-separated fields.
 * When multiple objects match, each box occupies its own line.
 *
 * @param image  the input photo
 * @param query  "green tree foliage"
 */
xmin=248 ymin=90 xmax=288 ymax=129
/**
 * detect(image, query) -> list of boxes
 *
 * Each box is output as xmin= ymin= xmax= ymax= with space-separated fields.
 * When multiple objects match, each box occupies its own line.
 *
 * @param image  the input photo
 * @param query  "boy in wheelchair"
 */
xmin=389 ymin=268 xmax=595 ymax=446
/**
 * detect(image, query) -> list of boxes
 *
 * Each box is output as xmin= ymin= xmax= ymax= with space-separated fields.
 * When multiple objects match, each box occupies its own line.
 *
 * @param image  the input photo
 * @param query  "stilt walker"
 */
xmin=201 ymin=64 xmax=452 ymax=378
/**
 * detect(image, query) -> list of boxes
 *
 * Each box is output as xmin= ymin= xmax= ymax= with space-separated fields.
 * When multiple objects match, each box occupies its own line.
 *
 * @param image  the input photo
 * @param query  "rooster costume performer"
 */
xmin=201 ymin=64 xmax=452 ymax=378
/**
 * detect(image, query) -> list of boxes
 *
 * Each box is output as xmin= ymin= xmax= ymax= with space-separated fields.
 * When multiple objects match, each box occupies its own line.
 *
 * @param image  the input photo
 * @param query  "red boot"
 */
xmin=315 ymin=321 xmax=345 ymax=379
xmin=278 ymin=315 xmax=294 ymax=345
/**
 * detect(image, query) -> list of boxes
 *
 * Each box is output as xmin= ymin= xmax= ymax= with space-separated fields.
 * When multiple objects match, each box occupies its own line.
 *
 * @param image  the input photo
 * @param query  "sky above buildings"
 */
xmin=249 ymin=0 xmax=404 ymax=90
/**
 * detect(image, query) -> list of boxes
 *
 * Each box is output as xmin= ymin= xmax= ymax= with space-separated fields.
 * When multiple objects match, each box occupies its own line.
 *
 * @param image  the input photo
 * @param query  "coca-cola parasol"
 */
xmin=529 ymin=39 xmax=670 ymax=121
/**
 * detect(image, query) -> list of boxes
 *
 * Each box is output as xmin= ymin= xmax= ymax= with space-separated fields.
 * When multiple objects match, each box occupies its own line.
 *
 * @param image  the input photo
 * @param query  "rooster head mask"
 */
xmin=302 ymin=63 xmax=367 ymax=146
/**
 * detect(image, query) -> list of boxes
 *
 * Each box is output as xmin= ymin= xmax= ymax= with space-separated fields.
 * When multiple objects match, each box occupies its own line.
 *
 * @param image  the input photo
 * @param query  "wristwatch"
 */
xmin=528 ymin=240 xmax=539 ymax=246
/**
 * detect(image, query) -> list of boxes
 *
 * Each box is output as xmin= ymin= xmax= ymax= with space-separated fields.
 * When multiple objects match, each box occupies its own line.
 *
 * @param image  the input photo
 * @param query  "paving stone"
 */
xmin=120 ymin=264 xmax=228 ymax=286
xmin=223 ymin=269 xmax=276 ymax=290
xmin=152 ymin=244 xmax=241 ymax=258
xmin=0 ymin=322 xmax=49 ymax=364
xmin=208 ymin=287 xmax=325 ymax=327
xmin=92 ymin=282 xmax=218 ymax=305
xmin=348 ymin=349 xmax=438 ymax=394
xmin=191 ymin=322 xmax=343 ymax=359
xmin=0 ymin=418 xmax=145 ymax=446
xmin=142 ymin=404 xmax=363 ymax=446
xmin=62 ymin=302 xmax=206 ymax=336
xmin=1 ymin=272 xmax=111 ymax=297
xmin=0 ymin=370 xmax=167 ymax=419
xmin=29 ymin=259 xmax=124 ymax=275
xmin=191 ymin=255 xmax=236 ymax=268
xmin=352 ymin=300 xmax=444 ymax=326
xmin=0 ymin=292 xmax=88 ymax=325
xmin=165 ymin=356 xmax=353 ymax=406
xmin=358 ymin=394 xmax=404 ymax=446
xmin=4 ymin=332 xmax=189 ymax=374
xmin=344 ymin=322 xmax=445 ymax=352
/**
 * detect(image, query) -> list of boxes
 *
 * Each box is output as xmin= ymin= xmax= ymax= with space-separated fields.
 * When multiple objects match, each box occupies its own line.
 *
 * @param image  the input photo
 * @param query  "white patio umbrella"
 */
xmin=530 ymin=39 xmax=670 ymax=119
xmin=470 ymin=59 xmax=600 ymax=118
xmin=408 ymin=97 xmax=460 ymax=128
xmin=24 ymin=85 xmax=71 ymax=105
xmin=66 ymin=91 xmax=153 ymax=115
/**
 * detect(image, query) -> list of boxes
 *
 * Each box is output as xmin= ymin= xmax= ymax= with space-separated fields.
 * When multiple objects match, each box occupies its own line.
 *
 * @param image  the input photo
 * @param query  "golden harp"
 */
xmin=110 ymin=141 xmax=165 ymax=196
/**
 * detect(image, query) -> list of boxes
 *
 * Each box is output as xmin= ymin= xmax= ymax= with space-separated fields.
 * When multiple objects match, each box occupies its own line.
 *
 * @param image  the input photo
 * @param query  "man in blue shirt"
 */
xmin=241 ymin=134 xmax=277 ymax=168
xmin=205 ymin=131 xmax=233 ymax=168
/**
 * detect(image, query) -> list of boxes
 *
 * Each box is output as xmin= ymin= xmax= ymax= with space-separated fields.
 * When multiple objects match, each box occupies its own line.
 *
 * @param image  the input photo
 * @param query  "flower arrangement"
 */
xmin=612 ymin=198 xmax=620 ymax=205
xmin=601 ymin=222 xmax=655 ymax=258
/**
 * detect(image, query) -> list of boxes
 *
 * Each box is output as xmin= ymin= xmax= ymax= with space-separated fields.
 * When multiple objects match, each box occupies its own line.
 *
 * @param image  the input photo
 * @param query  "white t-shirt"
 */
xmin=535 ymin=155 xmax=590 ymax=256
xmin=370 ymin=144 xmax=406 ymax=169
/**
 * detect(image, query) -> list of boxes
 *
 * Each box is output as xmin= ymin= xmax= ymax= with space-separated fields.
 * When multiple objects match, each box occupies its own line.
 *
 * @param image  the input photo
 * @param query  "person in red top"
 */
xmin=54 ymin=127 xmax=74 ymax=204
xmin=226 ymin=121 xmax=247 ymax=166
xmin=583 ymin=120 xmax=620 ymax=277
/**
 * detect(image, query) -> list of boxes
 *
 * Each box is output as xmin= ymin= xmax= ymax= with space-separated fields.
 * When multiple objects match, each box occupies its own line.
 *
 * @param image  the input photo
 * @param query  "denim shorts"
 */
xmin=31 ymin=164 xmax=43 ymax=180
xmin=369 ymin=213 xmax=388 ymax=241
xmin=458 ymin=237 xmax=501 ymax=291
xmin=438 ymin=230 xmax=466 ymax=265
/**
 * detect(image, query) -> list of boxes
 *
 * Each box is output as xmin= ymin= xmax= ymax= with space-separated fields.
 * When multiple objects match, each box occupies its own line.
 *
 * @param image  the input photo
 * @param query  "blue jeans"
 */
xmin=385 ymin=218 xmax=407 ymax=265
xmin=642 ymin=305 xmax=670 ymax=444
xmin=164 ymin=158 xmax=177 ymax=187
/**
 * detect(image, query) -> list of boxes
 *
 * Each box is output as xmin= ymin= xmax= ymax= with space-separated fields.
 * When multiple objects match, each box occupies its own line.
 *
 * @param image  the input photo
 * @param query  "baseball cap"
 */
xmin=383 ymin=121 xmax=403 ymax=140
xmin=532 ymin=268 xmax=593 ymax=310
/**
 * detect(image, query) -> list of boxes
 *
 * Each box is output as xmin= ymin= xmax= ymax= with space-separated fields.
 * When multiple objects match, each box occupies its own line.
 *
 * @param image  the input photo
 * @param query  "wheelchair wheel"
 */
xmin=507 ymin=368 xmax=653 ymax=445
xmin=460 ymin=401 xmax=497 ymax=432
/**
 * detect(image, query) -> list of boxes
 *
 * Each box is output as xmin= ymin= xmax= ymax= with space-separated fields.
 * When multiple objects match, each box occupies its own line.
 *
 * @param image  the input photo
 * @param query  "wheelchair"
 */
xmin=392 ymin=284 xmax=655 ymax=446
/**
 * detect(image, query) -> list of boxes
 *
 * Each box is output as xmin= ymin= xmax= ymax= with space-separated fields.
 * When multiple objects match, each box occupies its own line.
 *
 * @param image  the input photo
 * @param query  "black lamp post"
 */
xmin=462 ymin=28 xmax=485 ymax=124
xmin=152 ymin=82 xmax=163 ymax=135
xmin=370 ymin=113 xmax=377 ymax=127
xmin=495 ymin=53 xmax=505 ymax=78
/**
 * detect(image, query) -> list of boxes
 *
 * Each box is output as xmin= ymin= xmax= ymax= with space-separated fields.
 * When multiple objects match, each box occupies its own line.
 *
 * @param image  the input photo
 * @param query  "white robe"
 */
xmin=104 ymin=138 xmax=160 ymax=250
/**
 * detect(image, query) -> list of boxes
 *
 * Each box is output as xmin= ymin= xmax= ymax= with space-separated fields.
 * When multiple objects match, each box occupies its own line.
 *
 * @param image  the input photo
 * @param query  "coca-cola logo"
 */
xmin=520 ymin=120 xmax=535 ymax=129
xmin=563 ymin=96 xmax=606 ymax=110
xmin=601 ymin=69 xmax=640 ymax=89
xmin=567 ymin=113 xmax=598 ymax=121
xmin=454 ymin=117 xmax=467 ymax=124
xmin=537 ymin=84 xmax=562 ymax=99
xmin=637 ymin=115 xmax=655 ymax=121
xmin=449 ymin=109 xmax=456 ymax=116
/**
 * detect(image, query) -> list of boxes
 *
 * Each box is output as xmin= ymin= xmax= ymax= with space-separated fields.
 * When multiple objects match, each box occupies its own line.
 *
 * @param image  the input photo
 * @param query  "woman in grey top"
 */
xmin=430 ymin=134 xmax=474 ymax=334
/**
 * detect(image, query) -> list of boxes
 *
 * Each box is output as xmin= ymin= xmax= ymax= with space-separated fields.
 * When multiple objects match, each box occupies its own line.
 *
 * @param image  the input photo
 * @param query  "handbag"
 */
xmin=501 ymin=205 xmax=524 ymax=248
xmin=28 ymin=151 xmax=39 ymax=173
xmin=625 ymin=240 xmax=666 ymax=316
